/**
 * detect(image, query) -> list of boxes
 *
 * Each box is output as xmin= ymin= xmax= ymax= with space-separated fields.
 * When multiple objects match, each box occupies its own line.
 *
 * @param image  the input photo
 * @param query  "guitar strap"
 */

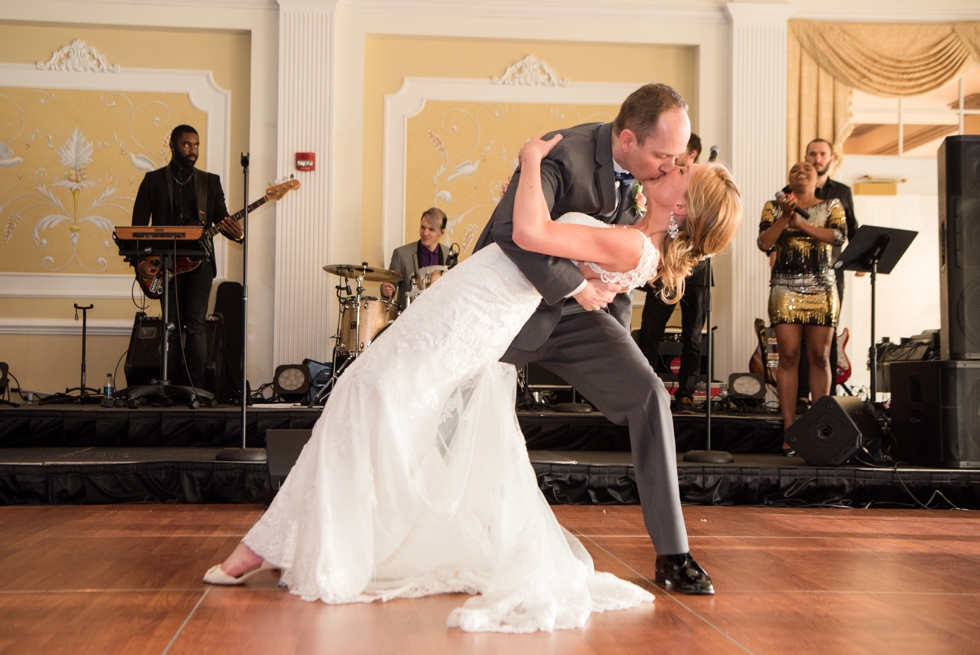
xmin=194 ymin=168 xmax=209 ymax=227
xmin=194 ymin=169 xmax=214 ymax=262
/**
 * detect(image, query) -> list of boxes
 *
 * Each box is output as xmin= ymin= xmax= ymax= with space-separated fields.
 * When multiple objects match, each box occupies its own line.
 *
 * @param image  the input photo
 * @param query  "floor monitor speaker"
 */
xmin=265 ymin=429 xmax=314 ymax=491
xmin=785 ymin=396 xmax=882 ymax=466
xmin=889 ymin=360 xmax=980 ymax=468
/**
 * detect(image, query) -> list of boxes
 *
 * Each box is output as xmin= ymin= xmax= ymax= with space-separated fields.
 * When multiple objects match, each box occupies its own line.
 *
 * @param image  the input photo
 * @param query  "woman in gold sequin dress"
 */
xmin=758 ymin=161 xmax=847 ymax=450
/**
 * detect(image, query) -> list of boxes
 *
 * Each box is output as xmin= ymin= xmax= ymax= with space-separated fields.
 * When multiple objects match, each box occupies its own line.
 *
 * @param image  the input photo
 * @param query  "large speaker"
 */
xmin=785 ymin=396 xmax=882 ymax=466
xmin=889 ymin=360 xmax=980 ymax=468
xmin=938 ymin=135 xmax=980 ymax=359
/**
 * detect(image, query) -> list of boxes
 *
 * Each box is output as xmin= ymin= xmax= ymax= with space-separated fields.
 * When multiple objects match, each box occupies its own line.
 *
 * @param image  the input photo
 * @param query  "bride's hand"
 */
xmin=519 ymin=134 xmax=563 ymax=166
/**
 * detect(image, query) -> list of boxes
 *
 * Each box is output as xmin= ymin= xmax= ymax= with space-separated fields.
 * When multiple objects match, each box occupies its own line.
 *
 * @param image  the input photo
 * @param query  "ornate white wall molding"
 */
xmin=0 ymin=318 xmax=133 ymax=337
xmin=36 ymin=40 xmax=120 ymax=73
xmin=273 ymin=1 xmax=338 ymax=367
xmin=492 ymin=56 xmax=568 ymax=87
xmin=341 ymin=0 xmax=728 ymax=24
xmin=0 ymin=61 xmax=231 ymax=299
xmin=724 ymin=2 xmax=796 ymax=374
xmin=382 ymin=76 xmax=639 ymax=262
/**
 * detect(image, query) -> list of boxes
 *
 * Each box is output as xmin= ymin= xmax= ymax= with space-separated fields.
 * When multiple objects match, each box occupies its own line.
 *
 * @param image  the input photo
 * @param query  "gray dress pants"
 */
xmin=503 ymin=310 xmax=690 ymax=555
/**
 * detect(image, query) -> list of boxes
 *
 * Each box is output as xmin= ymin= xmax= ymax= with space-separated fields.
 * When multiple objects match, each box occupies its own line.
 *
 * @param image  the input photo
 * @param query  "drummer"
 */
xmin=380 ymin=207 xmax=451 ymax=310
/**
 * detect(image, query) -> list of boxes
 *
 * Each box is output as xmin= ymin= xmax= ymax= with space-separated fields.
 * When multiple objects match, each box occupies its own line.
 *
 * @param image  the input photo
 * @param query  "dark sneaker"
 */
xmin=676 ymin=397 xmax=696 ymax=415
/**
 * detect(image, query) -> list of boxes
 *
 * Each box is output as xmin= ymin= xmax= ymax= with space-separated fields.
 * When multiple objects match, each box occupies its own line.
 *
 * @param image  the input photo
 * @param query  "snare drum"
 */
xmin=339 ymin=296 xmax=398 ymax=353
xmin=411 ymin=265 xmax=449 ymax=291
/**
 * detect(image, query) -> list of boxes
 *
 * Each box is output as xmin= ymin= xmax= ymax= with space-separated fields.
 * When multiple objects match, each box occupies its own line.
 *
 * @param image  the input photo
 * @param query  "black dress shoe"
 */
xmin=654 ymin=553 xmax=715 ymax=595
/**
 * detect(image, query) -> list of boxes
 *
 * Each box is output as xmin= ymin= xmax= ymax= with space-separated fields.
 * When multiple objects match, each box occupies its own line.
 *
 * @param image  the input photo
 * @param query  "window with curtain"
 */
xmin=844 ymin=65 xmax=980 ymax=157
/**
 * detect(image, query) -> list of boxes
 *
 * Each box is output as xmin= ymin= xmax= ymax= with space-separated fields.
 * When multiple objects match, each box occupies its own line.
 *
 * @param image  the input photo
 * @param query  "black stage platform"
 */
xmin=2 ymin=405 xmax=977 ymax=509
xmin=2 ymin=447 xmax=978 ymax=510
xmin=0 ymin=403 xmax=783 ymax=453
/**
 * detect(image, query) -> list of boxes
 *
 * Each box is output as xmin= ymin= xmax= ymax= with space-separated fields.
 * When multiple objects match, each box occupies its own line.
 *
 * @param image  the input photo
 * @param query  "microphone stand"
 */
xmin=683 ymin=256 xmax=733 ymax=464
xmin=217 ymin=152 xmax=266 ymax=462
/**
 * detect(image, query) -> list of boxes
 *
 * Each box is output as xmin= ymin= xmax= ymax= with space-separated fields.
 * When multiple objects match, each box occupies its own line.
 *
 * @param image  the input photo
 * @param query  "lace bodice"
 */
xmin=557 ymin=212 xmax=660 ymax=290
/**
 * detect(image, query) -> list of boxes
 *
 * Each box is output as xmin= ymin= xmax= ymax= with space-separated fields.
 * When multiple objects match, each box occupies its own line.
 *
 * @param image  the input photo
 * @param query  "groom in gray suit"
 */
xmin=475 ymin=83 xmax=714 ymax=594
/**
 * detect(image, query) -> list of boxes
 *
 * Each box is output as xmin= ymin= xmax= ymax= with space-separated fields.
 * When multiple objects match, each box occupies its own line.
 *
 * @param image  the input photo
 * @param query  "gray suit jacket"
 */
xmin=386 ymin=240 xmax=450 ymax=310
xmin=474 ymin=122 xmax=643 ymax=351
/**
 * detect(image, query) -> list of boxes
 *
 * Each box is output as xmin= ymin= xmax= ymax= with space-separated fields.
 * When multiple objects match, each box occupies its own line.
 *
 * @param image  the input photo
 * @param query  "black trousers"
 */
xmin=798 ymin=272 xmax=845 ymax=399
xmin=166 ymin=263 xmax=212 ymax=388
xmin=635 ymin=284 xmax=708 ymax=402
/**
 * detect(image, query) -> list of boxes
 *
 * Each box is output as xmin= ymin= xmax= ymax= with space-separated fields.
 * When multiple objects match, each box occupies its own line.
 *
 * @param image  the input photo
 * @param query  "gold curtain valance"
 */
xmin=787 ymin=20 xmax=980 ymax=172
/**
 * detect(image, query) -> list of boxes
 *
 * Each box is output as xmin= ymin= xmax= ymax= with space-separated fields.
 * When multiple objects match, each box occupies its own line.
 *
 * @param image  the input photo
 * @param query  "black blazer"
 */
xmin=475 ymin=122 xmax=642 ymax=351
xmin=131 ymin=166 xmax=231 ymax=278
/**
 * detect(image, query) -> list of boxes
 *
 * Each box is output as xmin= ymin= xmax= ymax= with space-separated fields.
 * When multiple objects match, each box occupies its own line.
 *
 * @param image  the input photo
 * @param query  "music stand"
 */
xmin=114 ymin=231 xmax=215 ymax=408
xmin=834 ymin=225 xmax=917 ymax=399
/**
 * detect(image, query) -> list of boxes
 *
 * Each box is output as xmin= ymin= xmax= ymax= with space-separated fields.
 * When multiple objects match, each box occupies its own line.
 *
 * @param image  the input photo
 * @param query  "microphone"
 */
xmin=707 ymin=145 xmax=720 ymax=163
xmin=446 ymin=243 xmax=460 ymax=268
xmin=775 ymin=190 xmax=810 ymax=219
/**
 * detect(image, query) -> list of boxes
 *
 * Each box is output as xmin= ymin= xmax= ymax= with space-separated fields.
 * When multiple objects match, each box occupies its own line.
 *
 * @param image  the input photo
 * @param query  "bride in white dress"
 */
xmin=205 ymin=135 xmax=742 ymax=633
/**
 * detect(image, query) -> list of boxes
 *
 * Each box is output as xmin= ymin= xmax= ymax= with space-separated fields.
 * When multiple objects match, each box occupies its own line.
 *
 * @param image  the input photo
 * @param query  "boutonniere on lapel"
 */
xmin=629 ymin=182 xmax=647 ymax=216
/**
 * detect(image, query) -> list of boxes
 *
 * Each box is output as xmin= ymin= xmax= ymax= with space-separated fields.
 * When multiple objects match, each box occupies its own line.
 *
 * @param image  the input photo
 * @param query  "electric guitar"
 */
xmin=135 ymin=179 xmax=300 ymax=299
xmin=836 ymin=327 xmax=851 ymax=385
xmin=748 ymin=318 xmax=778 ymax=386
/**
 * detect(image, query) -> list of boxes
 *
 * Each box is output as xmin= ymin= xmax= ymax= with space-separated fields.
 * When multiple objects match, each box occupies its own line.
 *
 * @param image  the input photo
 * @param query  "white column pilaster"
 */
xmin=725 ymin=2 xmax=795 ymax=374
xmin=274 ymin=0 xmax=338 ymax=366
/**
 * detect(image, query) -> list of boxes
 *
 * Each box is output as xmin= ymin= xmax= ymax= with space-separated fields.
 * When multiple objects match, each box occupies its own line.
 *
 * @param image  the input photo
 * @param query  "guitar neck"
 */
xmin=203 ymin=196 xmax=270 ymax=238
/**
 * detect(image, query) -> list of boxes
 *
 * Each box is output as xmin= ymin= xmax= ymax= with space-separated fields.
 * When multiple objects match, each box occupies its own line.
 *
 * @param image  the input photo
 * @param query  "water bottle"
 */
xmin=104 ymin=373 xmax=115 ymax=398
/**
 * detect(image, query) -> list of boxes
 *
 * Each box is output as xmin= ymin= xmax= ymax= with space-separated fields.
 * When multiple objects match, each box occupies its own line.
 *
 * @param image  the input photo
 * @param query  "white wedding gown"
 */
xmin=243 ymin=214 xmax=660 ymax=633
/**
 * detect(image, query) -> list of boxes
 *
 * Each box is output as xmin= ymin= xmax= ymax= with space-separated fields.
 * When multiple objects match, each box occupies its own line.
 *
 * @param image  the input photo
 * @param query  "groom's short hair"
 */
xmin=613 ymin=83 xmax=688 ymax=145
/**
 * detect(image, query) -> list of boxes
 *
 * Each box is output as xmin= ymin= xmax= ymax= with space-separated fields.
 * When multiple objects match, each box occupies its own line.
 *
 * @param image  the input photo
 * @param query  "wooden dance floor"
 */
xmin=1 ymin=504 xmax=979 ymax=654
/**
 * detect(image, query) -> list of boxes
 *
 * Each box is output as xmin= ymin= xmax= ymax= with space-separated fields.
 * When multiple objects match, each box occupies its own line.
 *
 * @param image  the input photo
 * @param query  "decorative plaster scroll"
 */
xmin=383 ymin=77 xmax=638 ymax=263
xmin=491 ymin=56 xmax=568 ymax=87
xmin=37 ymin=40 xmax=120 ymax=73
xmin=0 ymin=63 xmax=230 ymax=299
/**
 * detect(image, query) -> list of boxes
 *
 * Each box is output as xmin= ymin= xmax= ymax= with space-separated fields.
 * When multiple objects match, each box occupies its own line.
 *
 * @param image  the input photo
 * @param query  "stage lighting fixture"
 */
xmin=728 ymin=372 xmax=765 ymax=400
xmin=274 ymin=364 xmax=311 ymax=401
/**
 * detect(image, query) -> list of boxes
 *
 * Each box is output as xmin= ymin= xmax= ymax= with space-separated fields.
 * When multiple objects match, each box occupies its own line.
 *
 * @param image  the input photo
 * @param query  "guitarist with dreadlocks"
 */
xmin=131 ymin=124 xmax=243 ymax=389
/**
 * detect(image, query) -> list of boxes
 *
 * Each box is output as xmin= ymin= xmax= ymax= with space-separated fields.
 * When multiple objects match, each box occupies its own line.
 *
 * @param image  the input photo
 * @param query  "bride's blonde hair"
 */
xmin=653 ymin=164 xmax=742 ymax=303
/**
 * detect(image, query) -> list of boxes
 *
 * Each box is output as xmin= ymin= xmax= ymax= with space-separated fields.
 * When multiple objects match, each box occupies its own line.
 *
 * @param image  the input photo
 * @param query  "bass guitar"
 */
xmin=135 ymin=179 xmax=299 ymax=299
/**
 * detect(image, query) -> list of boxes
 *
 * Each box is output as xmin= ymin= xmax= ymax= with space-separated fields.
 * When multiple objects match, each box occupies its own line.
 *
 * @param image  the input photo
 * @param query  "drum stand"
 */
xmin=308 ymin=270 xmax=366 ymax=408
xmin=39 ymin=303 xmax=104 ymax=405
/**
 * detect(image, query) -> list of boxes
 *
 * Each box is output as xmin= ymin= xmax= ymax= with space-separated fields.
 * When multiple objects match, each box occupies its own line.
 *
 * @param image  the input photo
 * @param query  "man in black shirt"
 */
xmin=131 ymin=125 xmax=243 ymax=388
xmin=636 ymin=133 xmax=708 ymax=415
xmin=797 ymin=138 xmax=859 ymax=405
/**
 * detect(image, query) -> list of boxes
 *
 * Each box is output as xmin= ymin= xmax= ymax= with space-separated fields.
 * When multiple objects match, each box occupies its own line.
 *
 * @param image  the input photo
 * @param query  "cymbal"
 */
xmin=322 ymin=263 xmax=403 ymax=282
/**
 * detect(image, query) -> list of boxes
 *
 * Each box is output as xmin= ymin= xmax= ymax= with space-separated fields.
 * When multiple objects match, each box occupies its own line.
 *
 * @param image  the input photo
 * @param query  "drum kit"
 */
xmin=309 ymin=261 xmax=448 ymax=405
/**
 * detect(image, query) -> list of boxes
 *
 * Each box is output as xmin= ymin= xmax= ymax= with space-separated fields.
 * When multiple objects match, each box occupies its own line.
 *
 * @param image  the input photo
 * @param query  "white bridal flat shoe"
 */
xmin=203 ymin=560 xmax=277 ymax=585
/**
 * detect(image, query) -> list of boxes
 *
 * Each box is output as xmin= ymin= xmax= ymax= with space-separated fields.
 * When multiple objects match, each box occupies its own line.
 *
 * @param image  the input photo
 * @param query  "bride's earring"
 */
xmin=668 ymin=212 xmax=679 ymax=240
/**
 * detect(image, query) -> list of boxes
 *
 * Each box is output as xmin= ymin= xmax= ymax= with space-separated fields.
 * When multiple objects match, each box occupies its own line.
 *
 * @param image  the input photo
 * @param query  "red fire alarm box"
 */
xmin=296 ymin=152 xmax=315 ymax=171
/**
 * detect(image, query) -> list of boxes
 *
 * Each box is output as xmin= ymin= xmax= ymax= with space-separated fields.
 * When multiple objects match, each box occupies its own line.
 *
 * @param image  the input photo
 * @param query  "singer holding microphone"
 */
xmin=381 ymin=207 xmax=452 ymax=310
xmin=758 ymin=161 xmax=847 ymax=453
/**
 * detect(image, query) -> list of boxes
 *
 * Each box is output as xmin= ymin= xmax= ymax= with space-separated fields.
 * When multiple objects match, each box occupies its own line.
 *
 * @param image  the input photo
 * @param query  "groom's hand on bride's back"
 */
xmin=573 ymin=279 xmax=619 ymax=311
